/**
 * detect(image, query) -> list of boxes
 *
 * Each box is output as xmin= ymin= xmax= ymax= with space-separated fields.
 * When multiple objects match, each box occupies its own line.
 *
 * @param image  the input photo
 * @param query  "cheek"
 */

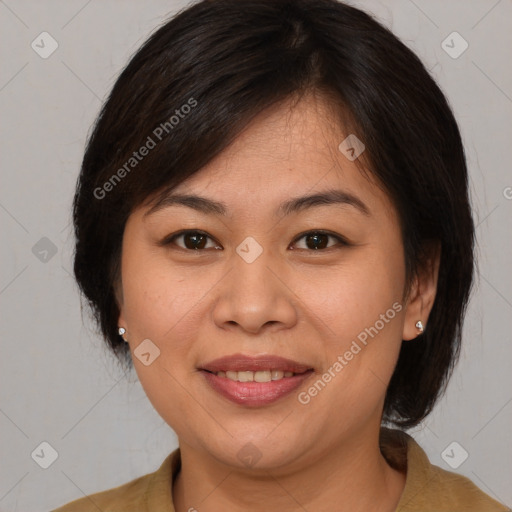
xmin=295 ymin=246 xmax=405 ymax=409
xmin=120 ymin=253 xmax=210 ymax=437
xmin=121 ymin=245 xmax=200 ymax=341
xmin=298 ymin=247 xmax=405 ymax=345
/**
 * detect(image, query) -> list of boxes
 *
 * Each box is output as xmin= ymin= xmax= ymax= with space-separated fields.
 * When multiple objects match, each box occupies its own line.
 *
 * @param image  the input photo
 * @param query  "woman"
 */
xmin=54 ymin=0 xmax=508 ymax=510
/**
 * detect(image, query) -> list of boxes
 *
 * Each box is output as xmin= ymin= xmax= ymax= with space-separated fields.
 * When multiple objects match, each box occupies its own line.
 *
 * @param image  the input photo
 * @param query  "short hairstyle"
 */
xmin=73 ymin=0 xmax=475 ymax=428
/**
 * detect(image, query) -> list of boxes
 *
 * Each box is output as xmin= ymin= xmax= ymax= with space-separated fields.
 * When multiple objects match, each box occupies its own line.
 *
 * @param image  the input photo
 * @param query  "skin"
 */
xmin=117 ymin=91 xmax=440 ymax=512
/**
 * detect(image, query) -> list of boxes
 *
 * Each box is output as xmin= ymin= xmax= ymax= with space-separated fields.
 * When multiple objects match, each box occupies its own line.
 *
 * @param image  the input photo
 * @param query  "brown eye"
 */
xmin=292 ymin=231 xmax=347 ymax=251
xmin=165 ymin=230 xmax=221 ymax=251
xmin=182 ymin=232 xmax=208 ymax=250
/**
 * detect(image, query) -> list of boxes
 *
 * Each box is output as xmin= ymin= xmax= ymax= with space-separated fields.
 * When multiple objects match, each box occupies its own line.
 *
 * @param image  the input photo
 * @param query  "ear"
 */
xmin=402 ymin=241 xmax=441 ymax=340
xmin=118 ymin=309 xmax=126 ymax=330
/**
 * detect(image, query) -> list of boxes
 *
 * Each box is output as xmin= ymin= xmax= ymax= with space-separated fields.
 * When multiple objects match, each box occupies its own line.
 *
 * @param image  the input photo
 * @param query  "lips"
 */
xmin=198 ymin=353 xmax=315 ymax=407
xmin=199 ymin=353 xmax=313 ymax=374
xmin=200 ymin=368 xmax=314 ymax=407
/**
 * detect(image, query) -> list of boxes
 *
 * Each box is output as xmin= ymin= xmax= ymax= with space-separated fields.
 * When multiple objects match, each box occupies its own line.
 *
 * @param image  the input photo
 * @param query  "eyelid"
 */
xmin=159 ymin=229 xmax=350 ymax=251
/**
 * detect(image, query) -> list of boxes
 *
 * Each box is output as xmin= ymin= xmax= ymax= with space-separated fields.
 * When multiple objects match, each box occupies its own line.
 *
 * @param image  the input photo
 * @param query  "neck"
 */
xmin=172 ymin=425 xmax=406 ymax=512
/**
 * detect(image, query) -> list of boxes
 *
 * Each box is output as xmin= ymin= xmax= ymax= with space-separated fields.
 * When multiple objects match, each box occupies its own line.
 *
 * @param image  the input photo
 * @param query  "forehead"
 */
xmin=198 ymin=93 xmax=351 ymax=183
xmin=142 ymin=93 xmax=396 ymax=222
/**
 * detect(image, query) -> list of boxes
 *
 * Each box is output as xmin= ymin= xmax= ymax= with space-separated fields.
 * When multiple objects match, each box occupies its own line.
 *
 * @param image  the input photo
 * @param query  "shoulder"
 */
xmin=51 ymin=472 xmax=152 ymax=512
xmin=416 ymin=463 xmax=509 ymax=511
xmin=51 ymin=449 xmax=179 ymax=512
xmin=401 ymin=460 xmax=510 ymax=511
xmin=386 ymin=429 xmax=510 ymax=512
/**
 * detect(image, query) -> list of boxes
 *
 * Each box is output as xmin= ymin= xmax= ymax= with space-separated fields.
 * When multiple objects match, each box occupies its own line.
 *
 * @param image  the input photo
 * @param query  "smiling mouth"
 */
xmin=200 ymin=368 xmax=315 ymax=407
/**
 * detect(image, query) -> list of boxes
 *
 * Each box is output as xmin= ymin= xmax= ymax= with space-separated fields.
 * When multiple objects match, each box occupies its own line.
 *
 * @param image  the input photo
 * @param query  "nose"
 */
xmin=211 ymin=244 xmax=298 ymax=335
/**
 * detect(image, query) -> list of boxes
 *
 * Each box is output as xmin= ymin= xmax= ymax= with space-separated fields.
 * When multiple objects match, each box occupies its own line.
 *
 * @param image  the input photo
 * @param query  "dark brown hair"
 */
xmin=73 ymin=0 xmax=475 ymax=428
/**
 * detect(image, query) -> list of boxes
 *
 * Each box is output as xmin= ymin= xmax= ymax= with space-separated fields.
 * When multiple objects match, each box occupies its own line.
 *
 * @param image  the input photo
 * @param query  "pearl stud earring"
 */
xmin=118 ymin=327 xmax=128 ymax=341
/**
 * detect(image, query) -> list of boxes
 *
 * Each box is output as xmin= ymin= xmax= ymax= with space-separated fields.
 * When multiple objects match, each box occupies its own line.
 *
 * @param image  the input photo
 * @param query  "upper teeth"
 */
xmin=215 ymin=370 xmax=295 ymax=382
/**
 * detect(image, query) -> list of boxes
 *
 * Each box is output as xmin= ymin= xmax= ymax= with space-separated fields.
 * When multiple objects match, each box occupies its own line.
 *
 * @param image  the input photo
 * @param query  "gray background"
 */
xmin=1 ymin=0 xmax=511 ymax=510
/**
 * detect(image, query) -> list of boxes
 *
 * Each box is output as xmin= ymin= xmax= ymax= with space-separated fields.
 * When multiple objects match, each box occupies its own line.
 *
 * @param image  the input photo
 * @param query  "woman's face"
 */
xmin=118 ymin=93 xmax=419 ymax=470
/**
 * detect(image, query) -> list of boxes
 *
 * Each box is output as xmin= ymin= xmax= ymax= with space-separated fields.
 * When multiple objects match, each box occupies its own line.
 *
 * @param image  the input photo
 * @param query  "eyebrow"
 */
xmin=144 ymin=188 xmax=371 ymax=218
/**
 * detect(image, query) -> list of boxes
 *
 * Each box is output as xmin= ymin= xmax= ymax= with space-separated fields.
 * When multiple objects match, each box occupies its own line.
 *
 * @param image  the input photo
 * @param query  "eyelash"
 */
xmin=159 ymin=229 xmax=350 ymax=252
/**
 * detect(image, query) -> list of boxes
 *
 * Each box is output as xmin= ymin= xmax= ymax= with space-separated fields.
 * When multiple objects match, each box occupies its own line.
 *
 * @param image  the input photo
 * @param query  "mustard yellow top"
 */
xmin=52 ymin=430 xmax=509 ymax=512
